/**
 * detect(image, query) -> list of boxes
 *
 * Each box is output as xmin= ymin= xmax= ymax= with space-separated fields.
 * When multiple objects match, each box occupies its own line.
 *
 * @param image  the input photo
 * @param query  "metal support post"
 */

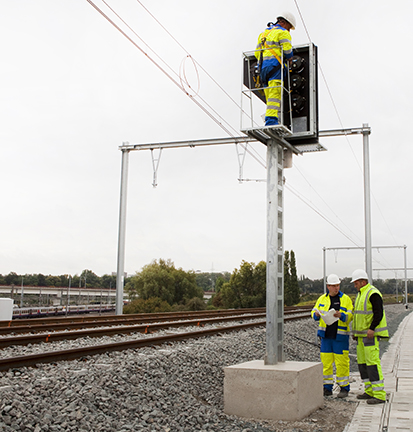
xmin=362 ymin=124 xmax=372 ymax=281
xmin=323 ymin=247 xmax=326 ymax=294
xmin=116 ymin=147 xmax=130 ymax=315
xmin=404 ymin=245 xmax=408 ymax=307
xmin=66 ymin=276 xmax=71 ymax=317
xmin=20 ymin=277 xmax=24 ymax=308
xmin=265 ymin=139 xmax=284 ymax=365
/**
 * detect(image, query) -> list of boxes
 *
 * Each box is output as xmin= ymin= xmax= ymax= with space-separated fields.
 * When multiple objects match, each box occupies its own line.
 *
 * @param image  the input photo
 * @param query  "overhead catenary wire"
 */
xmin=134 ymin=0 xmax=260 ymax=130
xmin=285 ymin=183 xmax=394 ymax=270
xmin=292 ymin=0 xmax=400 ymax=247
xmin=133 ymin=0 xmax=266 ymax=167
xmin=294 ymin=165 xmax=363 ymax=245
xmin=86 ymin=0 xmax=266 ymax=169
xmin=87 ymin=0 xmax=395 ymax=258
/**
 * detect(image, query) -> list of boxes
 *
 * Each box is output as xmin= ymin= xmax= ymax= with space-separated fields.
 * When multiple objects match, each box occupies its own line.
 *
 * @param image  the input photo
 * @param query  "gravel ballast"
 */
xmin=0 ymin=304 xmax=411 ymax=432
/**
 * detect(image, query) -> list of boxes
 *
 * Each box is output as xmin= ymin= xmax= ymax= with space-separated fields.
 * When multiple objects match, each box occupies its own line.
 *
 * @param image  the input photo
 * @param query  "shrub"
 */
xmin=123 ymin=297 xmax=172 ymax=314
xmin=185 ymin=297 xmax=206 ymax=311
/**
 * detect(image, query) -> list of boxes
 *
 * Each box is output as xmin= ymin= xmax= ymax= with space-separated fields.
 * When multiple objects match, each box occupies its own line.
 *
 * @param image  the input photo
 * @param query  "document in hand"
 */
xmin=314 ymin=308 xmax=339 ymax=326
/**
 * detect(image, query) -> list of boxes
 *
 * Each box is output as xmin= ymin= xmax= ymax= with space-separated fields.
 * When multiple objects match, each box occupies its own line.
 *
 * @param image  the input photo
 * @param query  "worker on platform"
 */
xmin=254 ymin=12 xmax=295 ymax=126
xmin=312 ymin=274 xmax=353 ymax=398
xmin=351 ymin=269 xmax=388 ymax=404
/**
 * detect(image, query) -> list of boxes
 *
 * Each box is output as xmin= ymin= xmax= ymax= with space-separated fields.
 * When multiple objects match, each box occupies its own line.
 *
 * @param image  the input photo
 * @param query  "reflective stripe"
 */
xmin=336 ymin=375 xmax=349 ymax=381
xmin=337 ymin=330 xmax=350 ymax=335
xmin=353 ymin=284 xmax=388 ymax=337
xmin=266 ymin=40 xmax=280 ymax=47
xmin=353 ymin=310 xmax=373 ymax=315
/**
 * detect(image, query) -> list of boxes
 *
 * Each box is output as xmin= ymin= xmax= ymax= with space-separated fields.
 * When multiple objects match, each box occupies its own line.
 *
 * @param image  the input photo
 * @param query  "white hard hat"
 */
xmin=351 ymin=269 xmax=369 ymax=283
xmin=326 ymin=274 xmax=340 ymax=285
xmin=277 ymin=12 xmax=296 ymax=30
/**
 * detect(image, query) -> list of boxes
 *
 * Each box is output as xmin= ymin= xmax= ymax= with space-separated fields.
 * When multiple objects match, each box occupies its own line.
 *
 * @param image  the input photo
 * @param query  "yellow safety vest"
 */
xmin=311 ymin=292 xmax=353 ymax=340
xmin=353 ymin=283 xmax=389 ymax=338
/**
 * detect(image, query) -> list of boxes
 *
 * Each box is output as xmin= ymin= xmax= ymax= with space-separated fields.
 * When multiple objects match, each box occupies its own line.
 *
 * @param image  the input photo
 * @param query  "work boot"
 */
xmin=357 ymin=393 xmax=373 ymax=400
xmin=323 ymin=388 xmax=333 ymax=396
xmin=367 ymin=397 xmax=385 ymax=405
xmin=337 ymin=388 xmax=349 ymax=398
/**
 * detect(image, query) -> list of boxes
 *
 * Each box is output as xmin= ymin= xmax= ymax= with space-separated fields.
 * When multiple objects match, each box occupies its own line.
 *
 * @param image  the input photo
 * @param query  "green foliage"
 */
xmin=195 ymin=272 xmax=231 ymax=292
xmin=210 ymin=291 xmax=224 ymax=308
xmin=0 ymin=270 xmax=122 ymax=289
xmin=220 ymin=260 xmax=266 ymax=308
xmin=100 ymin=274 xmax=117 ymax=289
xmin=185 ymin=297 xmax=206 ymax=311
xmin=123 ymin=297 xmax=172 ymax=314
xmin=284 ymin=250 xmax=300 ymax=306
xmin=215 ymin=276 xmax=227 ymax=293
xmin=126 ymin=259 xmax=204 ymax=306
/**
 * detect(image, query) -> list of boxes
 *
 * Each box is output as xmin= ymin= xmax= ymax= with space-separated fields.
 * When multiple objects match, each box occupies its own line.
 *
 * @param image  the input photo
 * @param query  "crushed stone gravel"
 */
xmin=0 ymin=303 xmax=411 ymax=432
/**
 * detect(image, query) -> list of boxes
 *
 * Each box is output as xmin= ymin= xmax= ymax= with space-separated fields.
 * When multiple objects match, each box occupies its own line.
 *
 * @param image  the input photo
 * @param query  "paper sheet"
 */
xmin=314 ymin=308 xmax=339 ymax=326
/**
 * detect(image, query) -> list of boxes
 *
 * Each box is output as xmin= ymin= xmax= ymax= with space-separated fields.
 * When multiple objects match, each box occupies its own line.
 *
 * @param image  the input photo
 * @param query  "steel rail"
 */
xmin=0 ymin=313 xmax=310 ymax=371
xmin=3 ymin=307 xmax=268 ymax=328
xmin=0 ymin=311 xmax=311 ymax=347
xmin=0 ymin=306 xmax=312 ymax=335
xmin=0 ymin=313 xmax=267 ymax=347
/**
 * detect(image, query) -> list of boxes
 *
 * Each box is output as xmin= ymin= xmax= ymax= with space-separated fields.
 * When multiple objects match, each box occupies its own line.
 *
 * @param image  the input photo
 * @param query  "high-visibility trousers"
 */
xmin=320 ymin=337 xmax=350 ymax=391
xmin=356 ymin=336 xmax=386 ymax=401
xmin=264 ymin=79 xmax=282 ymax=126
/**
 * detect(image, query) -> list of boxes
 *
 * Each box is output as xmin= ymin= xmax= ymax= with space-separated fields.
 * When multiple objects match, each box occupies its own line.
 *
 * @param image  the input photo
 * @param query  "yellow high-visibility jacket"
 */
xmin=254 ymin=23 xmax=293 ymax=82
xmin=353 ymin=283 xmax=389 ymax=338
xmin=311 ymin=291 xmax=353 ymax=341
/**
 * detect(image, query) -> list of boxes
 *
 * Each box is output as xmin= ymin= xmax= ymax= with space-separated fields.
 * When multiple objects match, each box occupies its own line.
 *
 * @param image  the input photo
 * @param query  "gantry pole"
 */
xmin=265 ymin=139 xmax=285 ymax=365
xmin=362 ymin=124 xmax=372 ymax=281
xmin=116 ymin=147 xmax=130 ymax=315
xmin=319 ymin=125 xmax=372 ymax=280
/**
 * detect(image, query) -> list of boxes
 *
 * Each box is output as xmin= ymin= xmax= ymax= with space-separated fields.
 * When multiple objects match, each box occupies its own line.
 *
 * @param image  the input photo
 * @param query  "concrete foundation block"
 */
xmin=224 ymin=359 xmax=323 ymax=421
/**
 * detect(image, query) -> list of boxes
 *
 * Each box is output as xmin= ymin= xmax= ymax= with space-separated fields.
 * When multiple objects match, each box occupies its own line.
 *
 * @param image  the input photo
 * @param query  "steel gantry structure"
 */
xmin=115 ymin=124 xmax=379 ymax=365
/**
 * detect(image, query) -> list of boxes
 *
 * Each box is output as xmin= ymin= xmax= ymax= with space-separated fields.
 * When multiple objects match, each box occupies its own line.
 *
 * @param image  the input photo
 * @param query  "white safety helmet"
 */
xmin=350 ymin=269 xmax=369 ymax=283
xmin=277 ymin=12 xmax=296 ymax=30
xmin=326 ymin=274 xmax=341 ymax=285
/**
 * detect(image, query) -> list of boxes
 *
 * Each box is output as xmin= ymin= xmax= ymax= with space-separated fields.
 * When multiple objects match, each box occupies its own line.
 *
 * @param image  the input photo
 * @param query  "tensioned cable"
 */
xmin=285 ymin=183 xmax=392 ymax=270
xmin=285 ymin=183 xmax=362 ymax=248
xmin=133 ymin=0 xmax=265 ymax=166
xmin=87 ymin=0 xmax=393 ymax=253
xmin=134 ymin=0 xmax=260 ymax=130
xmin=293 ymin=0 xmax=399 ymax=246
xmin=294 ymin=164 xmax=363 ymax=244
xmin=87 ymin=0 xmax=266 ymax=169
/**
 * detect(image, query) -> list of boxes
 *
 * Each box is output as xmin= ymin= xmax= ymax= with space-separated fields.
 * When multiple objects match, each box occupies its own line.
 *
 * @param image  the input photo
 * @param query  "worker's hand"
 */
xmin=314 ymin=311 xmax=320 ymax=317
xmin=333 ymin=311 xmax=342 ymax=318
xmin=367 ymin=329 xmax=375 ymax=339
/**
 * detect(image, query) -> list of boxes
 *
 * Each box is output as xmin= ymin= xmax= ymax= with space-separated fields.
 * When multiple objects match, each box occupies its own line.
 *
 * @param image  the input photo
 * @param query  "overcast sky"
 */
xmin=1 ymin=0 xmax=412 ymax=281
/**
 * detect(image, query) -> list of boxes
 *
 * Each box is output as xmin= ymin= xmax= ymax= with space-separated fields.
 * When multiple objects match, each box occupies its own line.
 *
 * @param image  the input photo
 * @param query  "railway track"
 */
xmin=0 ymin=306 xmax=311 ymax=371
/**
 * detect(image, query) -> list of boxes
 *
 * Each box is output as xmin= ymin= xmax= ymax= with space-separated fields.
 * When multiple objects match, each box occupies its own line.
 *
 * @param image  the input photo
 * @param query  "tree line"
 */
xmin=0 ymin=270 xmax=120 ymax=289
xmin=299 ymin=275 xmax=413 ymax=296
xmin=2 ymin=254 xmax=410 ymax=313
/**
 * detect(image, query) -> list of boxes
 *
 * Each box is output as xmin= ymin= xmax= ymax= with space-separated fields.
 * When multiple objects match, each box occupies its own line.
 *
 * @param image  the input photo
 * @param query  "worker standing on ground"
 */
xmin=311 ymin=274 xmax=353 ymax=398
xmin=254 ymin=12 xmax=295 ymax=126
xmin=351 ymin=269 xmax=388 ymax=404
